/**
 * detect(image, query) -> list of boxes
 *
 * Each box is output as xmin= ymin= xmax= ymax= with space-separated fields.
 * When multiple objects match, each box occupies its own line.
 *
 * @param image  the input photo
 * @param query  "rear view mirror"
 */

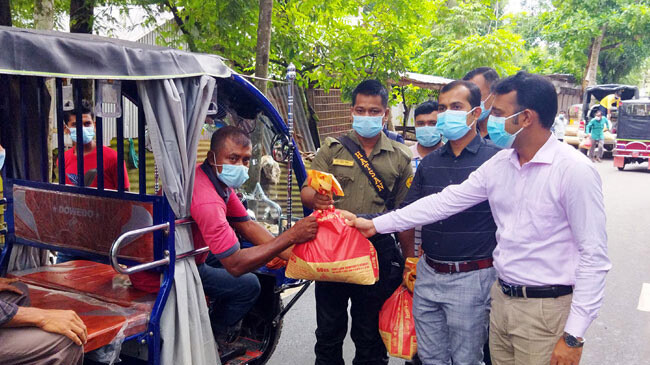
xmin=271 ymin=134 xmax=291 ymax=163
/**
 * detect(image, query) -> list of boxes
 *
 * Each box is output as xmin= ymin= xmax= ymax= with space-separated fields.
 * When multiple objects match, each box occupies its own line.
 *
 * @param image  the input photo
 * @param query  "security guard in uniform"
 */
xmin=301 ymin=80 xmax=413 ymax=365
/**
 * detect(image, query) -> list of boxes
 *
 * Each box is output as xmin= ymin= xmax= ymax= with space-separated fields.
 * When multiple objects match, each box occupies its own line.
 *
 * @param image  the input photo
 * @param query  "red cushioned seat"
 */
xmin=9 ymin=261 xmax=156 ymax=352
xmin=25 ymin=284 xmax=151 ymax=352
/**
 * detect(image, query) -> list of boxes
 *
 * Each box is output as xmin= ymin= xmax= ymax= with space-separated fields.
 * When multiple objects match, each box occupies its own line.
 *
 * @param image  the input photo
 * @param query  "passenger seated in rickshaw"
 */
xmin=0 ymin=144 xmax=85 ymax=365
xmin=137 ymin=126 xmax=318 ymax=353
xmin=0 ymin=278 xmax=85 ymax=365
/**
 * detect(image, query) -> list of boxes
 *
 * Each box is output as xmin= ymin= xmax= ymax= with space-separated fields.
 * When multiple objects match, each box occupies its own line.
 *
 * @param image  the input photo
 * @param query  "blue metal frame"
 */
xmin=230 ymin=74 xmax=312 ymax=216
xmin=0 ymin=179 xmax=175 ymax=365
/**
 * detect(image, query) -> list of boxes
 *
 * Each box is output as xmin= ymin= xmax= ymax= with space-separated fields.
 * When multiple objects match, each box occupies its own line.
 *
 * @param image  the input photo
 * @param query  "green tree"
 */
xmin=537 ymin=0 xmax=650 ymax=88
xmin=416 ymin=0 xmax=524 ymax=79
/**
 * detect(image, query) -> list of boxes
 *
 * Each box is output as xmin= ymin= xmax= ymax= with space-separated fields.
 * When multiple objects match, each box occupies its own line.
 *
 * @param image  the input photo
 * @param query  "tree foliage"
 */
xmin=416 ymin=0 xmax=525 ymax=79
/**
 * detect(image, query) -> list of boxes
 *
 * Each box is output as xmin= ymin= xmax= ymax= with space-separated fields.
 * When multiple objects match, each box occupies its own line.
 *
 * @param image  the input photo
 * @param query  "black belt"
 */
xmin=425 ymin=256 xmax=493 ymax=274
xmin=498 ymin=279 xmax=573 ymax=299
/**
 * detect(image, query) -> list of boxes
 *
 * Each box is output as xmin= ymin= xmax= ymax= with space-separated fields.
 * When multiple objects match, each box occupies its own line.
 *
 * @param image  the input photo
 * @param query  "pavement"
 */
xmin=268 ymin=159 xmax=650 ymax=365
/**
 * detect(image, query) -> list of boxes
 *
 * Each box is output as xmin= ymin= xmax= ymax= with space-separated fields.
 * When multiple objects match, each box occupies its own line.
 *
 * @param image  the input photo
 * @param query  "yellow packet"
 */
xmin=307 ymin=169 xmax=344 ymax=197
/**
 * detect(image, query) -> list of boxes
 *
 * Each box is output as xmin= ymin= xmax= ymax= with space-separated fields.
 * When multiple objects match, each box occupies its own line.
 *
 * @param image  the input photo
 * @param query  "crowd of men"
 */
xmin=0 ymin=68 xmax=610 ymax=365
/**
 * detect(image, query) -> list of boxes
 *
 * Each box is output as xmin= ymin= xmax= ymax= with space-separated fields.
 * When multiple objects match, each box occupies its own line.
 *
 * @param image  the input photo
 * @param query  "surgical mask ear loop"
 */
xmin=468 ymin=106 xmax=479 ymax=129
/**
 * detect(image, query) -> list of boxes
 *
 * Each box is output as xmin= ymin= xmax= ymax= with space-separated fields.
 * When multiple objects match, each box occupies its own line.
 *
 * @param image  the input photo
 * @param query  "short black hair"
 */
xmin=351 ymin=80 xmax=388 ymax=107
xmin=63 ymin=99 xmax=94 ymax=125
xmin=440 ymin=80 xmax=482 ymax=109
xmin=492 ymin=71 xmax=558 ymax=129
xmin=462 ymin=67 xmax=500 ymax=86
xmin=595 ymin=109 xmax=603 ymax=115
xmin=210 ymin=125 xmax=251 ymax=153
xmin=414 ymin=100 xmax=439 ymax=118
xmin=615 ymin=89 xmax=623 ymax=96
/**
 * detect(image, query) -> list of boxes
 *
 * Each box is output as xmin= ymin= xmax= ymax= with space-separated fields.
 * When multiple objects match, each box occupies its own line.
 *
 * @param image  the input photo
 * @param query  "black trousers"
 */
xmin=314 ymin=235 xmax=403 ymax=365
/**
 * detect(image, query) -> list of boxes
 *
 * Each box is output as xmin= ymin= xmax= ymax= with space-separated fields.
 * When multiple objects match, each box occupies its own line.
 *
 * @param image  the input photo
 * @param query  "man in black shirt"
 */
xmin=400 ymin=80 xmax=500 ymax=365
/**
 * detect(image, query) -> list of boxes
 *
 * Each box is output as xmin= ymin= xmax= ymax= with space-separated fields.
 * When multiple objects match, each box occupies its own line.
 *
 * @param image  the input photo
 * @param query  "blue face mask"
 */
xmin=436 ymin=107 xmax=477 ymax=141
xmin=487 ymin=111 xmax=524 ymax=148
xmin=212 ymin=153 xmax=249 ymax=188
xmin=352 ymin=115 xmax=384 ymax=138
xmin=69 ymin=126 xmax=95 ymax=145
xmin=0 ymin=149 xmax=5 ymax=170
xmin=478 ymin=94 xmax=493 ymax=121
xmin=415 ymin=126 xmax=442 ymax=147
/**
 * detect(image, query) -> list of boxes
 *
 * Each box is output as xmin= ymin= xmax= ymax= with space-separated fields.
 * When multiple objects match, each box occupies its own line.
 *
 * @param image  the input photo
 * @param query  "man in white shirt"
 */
xmin=552 ymin=111 xmax=568 ymax=141
xmin=345 ymin=72 xmax=611 ymax=365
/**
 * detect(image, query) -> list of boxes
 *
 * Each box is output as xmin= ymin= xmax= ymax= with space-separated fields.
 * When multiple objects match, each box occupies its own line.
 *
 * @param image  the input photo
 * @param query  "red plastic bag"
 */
xmin=583 ymin=135 xmax=592 ymax=148
xmin=285 ymin=209 xmax=379 ymax=285
xmin=379 ymin=286 xmax=417 ymax=360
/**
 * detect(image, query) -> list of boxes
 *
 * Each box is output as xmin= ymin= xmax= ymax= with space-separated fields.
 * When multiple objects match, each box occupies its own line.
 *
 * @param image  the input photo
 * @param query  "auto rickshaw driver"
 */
xmin=188 ymin=126 xmax=317 ymax=357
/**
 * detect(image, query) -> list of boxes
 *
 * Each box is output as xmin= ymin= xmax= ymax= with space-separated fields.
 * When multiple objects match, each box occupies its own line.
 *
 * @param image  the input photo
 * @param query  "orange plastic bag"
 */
xmin=379 ymin=286 xmax=417 ymax=360
xmin=285 ymin=209 xmax=379 ymax=285
xmin=306 ymin=169 xmax=344 ymax=197
xmin=403 ymin=257 xmax=419 ymax=293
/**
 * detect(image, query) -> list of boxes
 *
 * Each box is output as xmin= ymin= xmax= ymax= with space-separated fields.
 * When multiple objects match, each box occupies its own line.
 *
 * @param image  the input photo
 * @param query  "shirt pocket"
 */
xmin=525 ymin=200 xmax=559 ymax=238
xmin=332 ymin=165 xmax=355 ymax=192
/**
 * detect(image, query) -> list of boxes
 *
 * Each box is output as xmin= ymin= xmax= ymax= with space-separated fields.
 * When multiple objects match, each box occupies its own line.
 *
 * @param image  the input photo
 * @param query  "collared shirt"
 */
xmin=308 ymin=131 xmax=413 ymax=215
xmin=403 ymin=134 xmax=500 ymax=261
xmin=374 ymin=136 xmax=611 ymax=338
xmin=0 ymin=299 xmax=17 ymax=326
xmin=191 ymin=162 xmax=250 ymax=264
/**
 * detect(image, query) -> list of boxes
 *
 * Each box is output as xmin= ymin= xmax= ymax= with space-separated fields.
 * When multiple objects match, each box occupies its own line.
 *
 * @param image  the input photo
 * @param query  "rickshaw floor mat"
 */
xmin=224 ymin=337 xmax=264 ymax=365
xmin=21 ymin=284 xmax=151 ymax=353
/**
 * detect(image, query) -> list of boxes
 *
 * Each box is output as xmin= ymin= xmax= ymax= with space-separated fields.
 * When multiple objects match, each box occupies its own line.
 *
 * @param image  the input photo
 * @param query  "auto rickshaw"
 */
xmin=613 ymin=99 xmax=650 ymax=171
xmin=568 ymin=84 xmax=639 ymax=154
xmin=0 ymin=26 xmax=311 ymax=365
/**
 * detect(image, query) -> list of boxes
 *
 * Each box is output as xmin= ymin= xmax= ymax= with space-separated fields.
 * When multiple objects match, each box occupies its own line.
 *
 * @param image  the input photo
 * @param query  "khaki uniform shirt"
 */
xmin=306 ymin=131 xmax=413 ymax=215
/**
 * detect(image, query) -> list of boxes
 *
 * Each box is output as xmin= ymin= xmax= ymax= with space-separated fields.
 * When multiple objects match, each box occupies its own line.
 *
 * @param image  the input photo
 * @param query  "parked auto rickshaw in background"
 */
xmin=567 ymin=84 xmax=639 ymax=155
xmin=0 ymin=26 xmax=311 ymax=365
xmin=613 ymin=99 xmax=650 ymax=170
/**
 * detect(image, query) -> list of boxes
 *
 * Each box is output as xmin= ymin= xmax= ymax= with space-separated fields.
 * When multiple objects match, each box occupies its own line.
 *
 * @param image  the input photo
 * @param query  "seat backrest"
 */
xmin=12 ymin=184 xmax=156 ymax=262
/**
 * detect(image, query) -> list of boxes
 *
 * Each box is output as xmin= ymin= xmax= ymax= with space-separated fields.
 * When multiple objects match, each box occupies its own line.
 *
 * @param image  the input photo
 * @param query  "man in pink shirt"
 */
xmin=346 ymin=72 xmax=611 ymax=365
xmin=192 ymin=126 xmax=318 ymax=354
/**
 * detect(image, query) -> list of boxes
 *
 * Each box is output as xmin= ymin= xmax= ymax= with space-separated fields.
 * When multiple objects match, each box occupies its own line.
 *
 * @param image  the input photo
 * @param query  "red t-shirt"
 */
xmin=191 ymin=164 xmax=249 ymax=264
xmin=64 ymin=146 xmax=130 ymax=190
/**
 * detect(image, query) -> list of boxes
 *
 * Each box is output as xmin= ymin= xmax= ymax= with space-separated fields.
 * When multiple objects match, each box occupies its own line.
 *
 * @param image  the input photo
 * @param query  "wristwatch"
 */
xmin=563 ymin=332 xmax=585 ymax=348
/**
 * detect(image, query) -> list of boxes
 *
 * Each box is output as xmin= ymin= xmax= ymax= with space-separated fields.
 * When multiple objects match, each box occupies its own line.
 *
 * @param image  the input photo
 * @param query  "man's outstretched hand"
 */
xmin=286 ymin=215 xmax=319 ymax=244
xmin=340 ymin=210 xmax=377 ymax=238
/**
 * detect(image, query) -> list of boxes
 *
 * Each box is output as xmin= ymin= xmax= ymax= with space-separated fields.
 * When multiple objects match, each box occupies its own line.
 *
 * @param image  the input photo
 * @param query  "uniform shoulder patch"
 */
xmin=392 ymin=141 xmax=413 ymax=161
xmin=325 ymin=137 xmax=341 ymax=147
xmin=406 ymin=176 xmax=413 ymax=189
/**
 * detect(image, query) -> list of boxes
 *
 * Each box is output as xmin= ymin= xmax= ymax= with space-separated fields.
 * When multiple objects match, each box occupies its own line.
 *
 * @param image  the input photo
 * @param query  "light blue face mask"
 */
xmin=487 ymin=111 xmax=524 ymax=148
xmin=436 ymin=107 xmax=477 ymax=141
xmin=212 ymin=153 xmax=249 ymax=188
xmin=415 ymin=126 xmax=442 ymax=147
xmin=352 ymin=115 xmax=384 ymax=138
xmin=0 ymin=149 xmax=5 ymax=170
xmin=69 ymin=126 xmax=95 ymax=145
xmin=479 ymin=96 xmax=493 ymax=121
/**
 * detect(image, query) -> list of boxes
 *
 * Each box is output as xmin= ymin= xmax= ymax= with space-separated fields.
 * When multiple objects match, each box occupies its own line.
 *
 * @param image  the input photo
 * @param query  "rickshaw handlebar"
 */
xmin=110 ymin=218 xmax=209 ymax=275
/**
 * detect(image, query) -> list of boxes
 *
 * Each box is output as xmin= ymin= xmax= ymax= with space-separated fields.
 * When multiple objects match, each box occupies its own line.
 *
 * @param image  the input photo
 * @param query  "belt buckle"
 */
xmin=501 ymin=281 xmax=514 ymax=296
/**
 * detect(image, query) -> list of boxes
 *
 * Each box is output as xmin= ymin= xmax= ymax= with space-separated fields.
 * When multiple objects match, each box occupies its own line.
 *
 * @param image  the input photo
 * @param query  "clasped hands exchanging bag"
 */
xmin=285 ymin=170 xmax=379 ymax=285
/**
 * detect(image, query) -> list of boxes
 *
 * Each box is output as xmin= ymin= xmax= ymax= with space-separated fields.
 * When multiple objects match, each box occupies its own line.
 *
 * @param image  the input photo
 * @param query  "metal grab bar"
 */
xmin=110 ymin=218 xmax=207 ymax=275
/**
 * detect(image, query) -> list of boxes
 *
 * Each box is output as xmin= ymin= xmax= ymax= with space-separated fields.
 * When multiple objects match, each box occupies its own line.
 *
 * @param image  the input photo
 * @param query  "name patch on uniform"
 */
xmin=333 ymin=159 xmax=354 ymax=167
